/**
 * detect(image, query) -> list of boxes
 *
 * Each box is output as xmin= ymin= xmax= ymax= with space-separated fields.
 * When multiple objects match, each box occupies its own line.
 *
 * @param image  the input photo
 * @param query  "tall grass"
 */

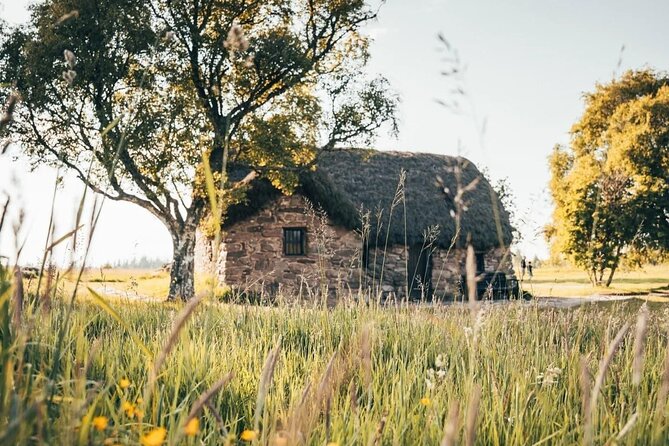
xmin=2 ymin=278 xmax=669 ymax=444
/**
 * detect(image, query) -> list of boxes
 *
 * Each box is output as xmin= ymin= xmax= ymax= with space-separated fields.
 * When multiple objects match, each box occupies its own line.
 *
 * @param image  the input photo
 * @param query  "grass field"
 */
xmin=526 ymin=264 xmax=669 ymax=298
xmin=4 ymin=285 xmax=669 ymax=445
xmin=51 ymin=263 xmax=669 ymax=303
xmin=5 ymin=264 xmax=669 ymax=445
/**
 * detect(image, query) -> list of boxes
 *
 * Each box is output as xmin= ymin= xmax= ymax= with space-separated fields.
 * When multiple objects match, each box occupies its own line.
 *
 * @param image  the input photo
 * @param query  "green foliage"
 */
xmin=547 ymin=70 xmax=669 ymax=285
xmin=0 ymin=0 xmax=398 ymax=300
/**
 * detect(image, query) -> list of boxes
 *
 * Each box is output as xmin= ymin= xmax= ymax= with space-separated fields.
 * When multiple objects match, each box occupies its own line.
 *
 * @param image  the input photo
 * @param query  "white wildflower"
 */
xmin=63 ymin=49 xmax=76 ymax=68
xmin=536 ymin=365 xmax=562 ymax=386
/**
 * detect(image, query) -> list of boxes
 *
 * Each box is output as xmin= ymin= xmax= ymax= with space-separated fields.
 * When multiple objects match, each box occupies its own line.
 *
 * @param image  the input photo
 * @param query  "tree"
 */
xmin=1 ymin=0 xmax=398 ymax=300
xmin=547 ymin=70 xmax=669 ymax=286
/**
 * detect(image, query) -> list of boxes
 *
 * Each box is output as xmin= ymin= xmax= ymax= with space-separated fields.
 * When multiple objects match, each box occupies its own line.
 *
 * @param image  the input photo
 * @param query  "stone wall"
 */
xmin=197 ymin=195 xmax=365 ymax=296
xmin=195 ymin=193 xmax=515 ymax=299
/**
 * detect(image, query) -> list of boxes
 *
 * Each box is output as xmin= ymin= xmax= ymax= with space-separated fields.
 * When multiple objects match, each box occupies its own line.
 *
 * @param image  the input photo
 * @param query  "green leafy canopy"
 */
xmin=547 ymin=69 xmax=669 ymax=285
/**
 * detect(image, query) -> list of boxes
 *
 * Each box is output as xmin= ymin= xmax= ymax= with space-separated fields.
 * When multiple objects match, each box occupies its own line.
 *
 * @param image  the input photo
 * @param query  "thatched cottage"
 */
xmin=195 ymin=149 xmax=514 ymax=299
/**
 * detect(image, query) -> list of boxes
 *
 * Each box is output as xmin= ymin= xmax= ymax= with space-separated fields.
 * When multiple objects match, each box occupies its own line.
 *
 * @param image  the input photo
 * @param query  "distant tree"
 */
xmin=0 ymin=0 xmax=398 ymax=300
xmin=491 ymin=176 xmax=524 ymax=244
xmin=546 ymin=70 xmax=669 ymax=286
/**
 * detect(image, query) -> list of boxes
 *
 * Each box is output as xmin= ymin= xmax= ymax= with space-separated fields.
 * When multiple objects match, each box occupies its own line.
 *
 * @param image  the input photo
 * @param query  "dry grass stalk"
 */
xmin=368 ymin=410 xmax=388 ymax=446
xmin=580 ymin=356 xmax=593 ymax=445
xmin=0 ymin=196 xmax=9 ymax=232
xmin=348 ymin=380 xmax=358 ymax=413
xmin=254 ymin=340 xmax=282 ymax=432
xmin=465 ymin=384 xmax=481 ymax=446
xmin=655 ymin=327 xmax=669 ymax=419
xmin=316 ymin=351 xmax=338 ymax=404
xmin=632 ymin=303 xmax=649 ymax=386
xmin=441 ymin=401 xmax=460 ymax=446
xmin=286 ymin=348 xmax=352 ymax=444
xmin=465 ymin=244 xmax=477 ymax=306
xmin=187 ymin=372 xmax=235 ymax=421
xmin=588 ymin=322 xmax=630 ymax=444
xmin=615 ymin=412 xmax=638 ymax=441
xmin=324 ymin=395 xmax=332 ymax=443
xmin=55 ymin=10 xmax=79 ymax=25
xmin=360 ymin=323 xmax=372 ymax=388
xmin=12 ymin=267 xmax=24 ymax=329
xmin=150 ymin=294 xmax=203 ymax=384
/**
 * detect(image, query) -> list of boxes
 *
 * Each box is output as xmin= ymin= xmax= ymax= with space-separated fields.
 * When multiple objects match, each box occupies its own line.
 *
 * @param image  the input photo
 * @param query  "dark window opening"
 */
xmin=283 ymin=228 xmax=306 ymax=256
xmin=476 ymin=253 xmax=486 ymax=274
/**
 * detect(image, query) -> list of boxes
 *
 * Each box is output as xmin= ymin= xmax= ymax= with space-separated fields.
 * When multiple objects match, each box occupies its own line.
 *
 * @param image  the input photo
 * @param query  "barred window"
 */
xmin=283 ymin=228 xmax=306 ymax=256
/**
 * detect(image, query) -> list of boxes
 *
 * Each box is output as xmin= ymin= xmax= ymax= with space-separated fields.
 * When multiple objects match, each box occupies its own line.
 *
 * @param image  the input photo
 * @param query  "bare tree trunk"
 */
xmin=605 ymin=247 xmax=623 ymax=288
xmin=168 ymin=224 xmax=196 ymax=301
xmin=589 ymin=268 xmax=598 ymax=286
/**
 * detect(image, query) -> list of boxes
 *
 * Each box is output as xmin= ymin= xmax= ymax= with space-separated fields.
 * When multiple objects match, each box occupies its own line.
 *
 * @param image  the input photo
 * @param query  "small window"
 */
xmin=476 ymin=253 xmax=486 ymax=274
xmin=283 ymin=228 xmax=306 ymax=256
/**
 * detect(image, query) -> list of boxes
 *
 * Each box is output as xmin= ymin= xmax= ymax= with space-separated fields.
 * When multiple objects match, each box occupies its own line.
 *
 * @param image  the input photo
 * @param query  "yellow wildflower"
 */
xmin=122 ymin=401 xmax=135 ymax=417
xmin=240 ymin=430 xmax=258 ymax=442
xmin=327 ymin=442 xmax=339 ymax=446
xmin=136 ymin=397 xmax=144 ymax=404
xmin=140 ymin=427 xmax=167 ymax=446
xmin=92 ymin=416 xmax=108 ymax=431
xmin=119 ymin=378 xmax=131 ymax=389
xmin=103 ymin=439 xmax=117 ymax=446
xmin=184 ymin=418 xmax=199 ymax=436
xmin=420 ymin=397 xmax=431 ymax=406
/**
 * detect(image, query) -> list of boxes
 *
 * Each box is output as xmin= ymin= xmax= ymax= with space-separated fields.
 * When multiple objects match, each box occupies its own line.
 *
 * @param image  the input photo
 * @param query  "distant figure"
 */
xmin=528 ymin=261 xmax=534 ymax=279
xmin=520 ymin=257 xmax=526 ymax=279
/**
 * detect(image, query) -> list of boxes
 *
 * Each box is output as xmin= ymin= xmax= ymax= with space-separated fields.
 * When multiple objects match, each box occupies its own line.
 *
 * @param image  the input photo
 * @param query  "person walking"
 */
xmin=520 ymin=257 xmax=526 ymax=279
xmin=528 ymin=261 xmax=533 ymax=279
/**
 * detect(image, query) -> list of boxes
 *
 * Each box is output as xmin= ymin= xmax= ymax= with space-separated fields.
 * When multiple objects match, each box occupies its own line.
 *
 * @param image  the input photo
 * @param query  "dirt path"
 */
xmin=88 ymin=283 xmax=162 ymax=302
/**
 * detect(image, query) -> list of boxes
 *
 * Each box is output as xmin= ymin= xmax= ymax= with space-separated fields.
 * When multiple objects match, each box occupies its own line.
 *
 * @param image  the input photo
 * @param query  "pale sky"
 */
xmin=1 ymin=0 xmax=668 ymax=266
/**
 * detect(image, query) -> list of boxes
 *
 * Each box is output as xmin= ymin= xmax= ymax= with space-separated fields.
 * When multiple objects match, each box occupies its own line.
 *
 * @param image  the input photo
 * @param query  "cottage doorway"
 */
xmin=407 ymin=244 xmax=432 ymax=299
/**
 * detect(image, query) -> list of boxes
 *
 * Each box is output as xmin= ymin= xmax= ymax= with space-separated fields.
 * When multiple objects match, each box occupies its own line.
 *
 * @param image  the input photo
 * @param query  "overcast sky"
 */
xmin=1 ymin=0 xmax=668 ymax=266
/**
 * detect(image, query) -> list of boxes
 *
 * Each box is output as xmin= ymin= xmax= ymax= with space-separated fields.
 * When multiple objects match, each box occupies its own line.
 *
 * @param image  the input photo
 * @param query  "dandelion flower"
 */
xmin=119 ymin=378 xmax=131 ymax=389
xmin=327 ymin=442 xmax=339 ymax=446
xmin=122 ymin=401 xmax=135 ymax=418
xmin=420 ymin=397 xmax=431 ymax=406
xmin=240 ymin=430 xmax=258 ymax=442
xmin=184 ymin=418 xmax=199 ymax=437
xmin=92 ymin=416 xmax=108 ymax=431
xmin=140 ymin=427 xmax=167 ymax=446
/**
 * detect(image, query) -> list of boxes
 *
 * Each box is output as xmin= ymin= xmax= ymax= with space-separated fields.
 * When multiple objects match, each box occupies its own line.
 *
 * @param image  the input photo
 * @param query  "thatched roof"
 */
xmin=225 ymin=148 xmax=513 ymax=250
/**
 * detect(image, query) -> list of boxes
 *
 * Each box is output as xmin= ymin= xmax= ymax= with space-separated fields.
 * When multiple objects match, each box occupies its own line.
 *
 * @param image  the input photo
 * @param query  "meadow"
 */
xmin=527 ymin=264 xmax=669 ymax=299
xmin=3 ymin=262 xmax=669 ymax=445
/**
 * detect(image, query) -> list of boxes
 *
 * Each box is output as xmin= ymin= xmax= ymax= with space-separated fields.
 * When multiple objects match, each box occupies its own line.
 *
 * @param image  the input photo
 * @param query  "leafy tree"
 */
xmin=0 ymin=0 xmax=397 ymax=300
xmin=547 ymin=70 xmax=669 ymax=286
